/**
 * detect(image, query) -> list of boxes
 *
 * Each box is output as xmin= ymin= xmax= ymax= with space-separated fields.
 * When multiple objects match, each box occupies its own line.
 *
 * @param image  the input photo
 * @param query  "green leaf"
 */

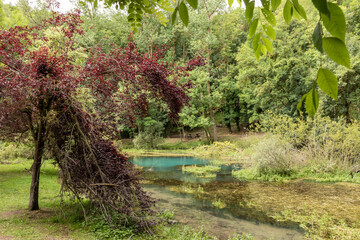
xmin=271 ymin=0 xmax=281 ymax=11
xmin=228 ymin=0 xmax=234 ymax=8
xmin=317 ymin=68 xmax=338 ymax=100
xmin=263 ymin=38 xmax=273 ymax=54
xmin=261 ymin=44 xmax=267 ymax=55
xmin=283 ymin=0 xmax=293 ymax=24
xmin=305 ymin=87 xmax=319 ymax=118
xmin=312 ymin=0 xmax=330 ymax=17
xmin=245 ymin=1 xmax=255 ymax=23
xmin=261 ymin=8 xmax=277 ymax=25
xmin=312 ymin=22 xmax=323 ymax=53
xmin=179 ymin=2 xmax=189 ymax=26
xmin=323 ymin=37 xmax=351 ymax=68
xmin=94 ymin=0 xmax=98 ymax=8
xmin=263 ymin=24 xmax=276 ymax=40
xmin=79 ymin=1 xmax=86 ymax=7
xmin=297 ymin=94 xmax=307 ymax=111
xmin=186 ymin=0 xmax=198 ymax=9
xmin=321 ymin=2 xmax=346 ymax=42
xmin=261 ymin=0 xmax=270 ymax=9
xmin=249 ymin=18 xmax=259 ymax=38
xmin=255 ymin=44 xmax=261 ymax=61
xmin=292 ymin=0 xmax=307 ymax=20
xmin=171 ymin=7 xmax=178 ymax=25
xmin=253 ymin=32 xmax=261 ymax=51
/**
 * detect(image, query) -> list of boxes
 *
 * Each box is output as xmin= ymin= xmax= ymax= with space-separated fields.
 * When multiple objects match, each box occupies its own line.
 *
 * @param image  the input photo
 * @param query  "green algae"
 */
xmin=143 ymin=178 xmax=360 ymax=238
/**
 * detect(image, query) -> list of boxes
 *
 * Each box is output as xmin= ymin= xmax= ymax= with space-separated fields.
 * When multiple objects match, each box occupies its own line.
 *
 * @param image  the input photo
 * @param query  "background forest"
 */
xmin=1 ymin=0 xmax=359 ymax=142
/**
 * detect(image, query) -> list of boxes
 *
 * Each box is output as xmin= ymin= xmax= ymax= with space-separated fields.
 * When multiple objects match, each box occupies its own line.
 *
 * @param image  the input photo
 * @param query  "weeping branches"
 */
xmin=48 ymin=101 xmax=157 ymax=231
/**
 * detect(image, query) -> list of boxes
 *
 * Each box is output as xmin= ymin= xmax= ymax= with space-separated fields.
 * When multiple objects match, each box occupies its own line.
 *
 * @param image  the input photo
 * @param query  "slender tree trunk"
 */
xmin=225 ymin=118 xmax=232 ymax=133
xmin=207 ymin=81 xmax=217 ymax=141
xmin=28 ymin=119 xmax=46 ymax=210
xmin=235 ymin=98 xmax=241 ymax=132
xmin=28 ymin=98 xmax=51 ymax=211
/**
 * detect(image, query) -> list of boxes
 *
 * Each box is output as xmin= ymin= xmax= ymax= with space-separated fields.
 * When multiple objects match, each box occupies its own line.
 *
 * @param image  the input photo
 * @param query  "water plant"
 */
xmin=182 ymin=165 xmax=221 ymax=178
xmin=211 ymin=199 xmax=226 ymax=209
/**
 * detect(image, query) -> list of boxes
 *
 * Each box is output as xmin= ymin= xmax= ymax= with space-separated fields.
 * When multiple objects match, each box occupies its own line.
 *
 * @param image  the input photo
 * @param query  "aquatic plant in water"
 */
xmin=182 ymin=165 xmax=221 ymax=178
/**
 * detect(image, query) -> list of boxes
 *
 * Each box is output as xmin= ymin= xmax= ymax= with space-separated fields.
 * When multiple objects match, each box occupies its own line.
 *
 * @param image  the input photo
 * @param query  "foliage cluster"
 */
xmin=133 ymin=117 xmax=165 ymax=149
xmin=0 ymin=142 xmax=34 ymax=162
xmin=233 ymin=113 xmax=360 ymax=181
xmin=261 ymin=113 xmax=360 ymax=169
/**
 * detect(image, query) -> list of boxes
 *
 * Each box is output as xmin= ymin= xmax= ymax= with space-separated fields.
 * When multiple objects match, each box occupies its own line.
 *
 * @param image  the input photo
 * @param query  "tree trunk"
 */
xmin=29 ymin=147 xmax=42 ymax=209
xmin=207 ymin=81 xmax=217 ymax=141
xmin=225 ymin=118 xmax=232 ymax=133
xmin=29 ymin=101 xmax=48 ymax=210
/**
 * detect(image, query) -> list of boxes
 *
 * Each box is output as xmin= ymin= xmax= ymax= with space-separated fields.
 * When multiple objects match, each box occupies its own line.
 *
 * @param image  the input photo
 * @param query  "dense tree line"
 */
xmin=1 ymin=0 xmax=359 ymax=142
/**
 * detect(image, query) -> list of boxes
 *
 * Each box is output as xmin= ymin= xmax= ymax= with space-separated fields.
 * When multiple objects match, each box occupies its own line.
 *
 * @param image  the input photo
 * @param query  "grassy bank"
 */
xmin=0 ymin=160 xmax=255 ymax=240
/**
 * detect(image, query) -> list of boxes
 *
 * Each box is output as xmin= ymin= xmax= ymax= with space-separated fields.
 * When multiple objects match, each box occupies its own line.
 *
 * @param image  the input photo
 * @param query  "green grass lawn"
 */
xmin=0 ymin=161 xmax=254 ymax=240
xmin=0 ymin=161 xmax=95 ymax=240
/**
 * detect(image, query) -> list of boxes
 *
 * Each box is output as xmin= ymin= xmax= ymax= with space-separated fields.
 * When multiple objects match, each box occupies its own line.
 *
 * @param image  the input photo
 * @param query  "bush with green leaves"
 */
xmin=133 ymin=117 xmax=164 ymax=149
xmin=0 ymin=142 xmax=34 ymax=162
xmin=251 ymin=137 xmax=297 ymax=176
xmin=260 ymin=112 xmax=310 ymax=148
xmin=307 ymin=116 xmax=360 ymax=170
xmin=261 ymin=113 xmax=360 ymax=172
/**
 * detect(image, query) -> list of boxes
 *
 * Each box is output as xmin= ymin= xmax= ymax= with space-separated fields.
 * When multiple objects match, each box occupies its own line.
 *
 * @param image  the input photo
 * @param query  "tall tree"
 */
xmin=0 ymin=4 xmax=200 ymax=228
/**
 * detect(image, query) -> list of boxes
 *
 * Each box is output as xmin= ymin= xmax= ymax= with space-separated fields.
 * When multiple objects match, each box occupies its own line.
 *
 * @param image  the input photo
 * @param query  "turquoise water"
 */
xmin=131 ymin=156 xmax=208 ymax=171
xmin=131 ymin=156 xmax=237 ymax=183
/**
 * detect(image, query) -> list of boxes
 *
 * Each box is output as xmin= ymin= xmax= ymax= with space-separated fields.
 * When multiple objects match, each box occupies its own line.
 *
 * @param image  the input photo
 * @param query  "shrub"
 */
xmin=261 ymin=113 xmax=360 ymax=171
xmin=133 ymin=117 xmax=164 ymax=149
xmin=307 ymin=116 xmax=360 ymax=168
xmin=260 ymin=112 xmax=310 ymax=148
xmin=251 ymin=137 xmax=297 ymax=176
xmin=0 ymin=142 xmax=34 ymax=162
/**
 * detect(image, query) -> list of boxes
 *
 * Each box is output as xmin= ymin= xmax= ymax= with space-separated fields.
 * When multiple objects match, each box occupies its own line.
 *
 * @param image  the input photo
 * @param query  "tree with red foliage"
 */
xmin=0 ymin=3 xmax=203 ymax=229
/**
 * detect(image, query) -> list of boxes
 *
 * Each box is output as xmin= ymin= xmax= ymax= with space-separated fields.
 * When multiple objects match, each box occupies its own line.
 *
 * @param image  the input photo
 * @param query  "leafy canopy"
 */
xmin=88 ymin=0 xmax=351 ymax=118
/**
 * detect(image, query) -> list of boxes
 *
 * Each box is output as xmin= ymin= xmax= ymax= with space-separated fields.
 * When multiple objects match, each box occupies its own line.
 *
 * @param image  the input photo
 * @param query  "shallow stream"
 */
xmin=132 ymin=156 xmax=360 ymax=240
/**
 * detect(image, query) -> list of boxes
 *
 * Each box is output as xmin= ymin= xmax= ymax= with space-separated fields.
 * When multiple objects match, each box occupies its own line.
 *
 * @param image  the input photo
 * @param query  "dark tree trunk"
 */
xmin=28 ymin=118 xmax=46 ymax=210
xmin=225 ymin=119 xmax=232 ymax=133
xmin=28 ymin=98 xmax=50 ymax=211
xmin=235 ymin=98 xmax=241 ymax=132
xmin=235 ymin=116 xmax=241 ymax=132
